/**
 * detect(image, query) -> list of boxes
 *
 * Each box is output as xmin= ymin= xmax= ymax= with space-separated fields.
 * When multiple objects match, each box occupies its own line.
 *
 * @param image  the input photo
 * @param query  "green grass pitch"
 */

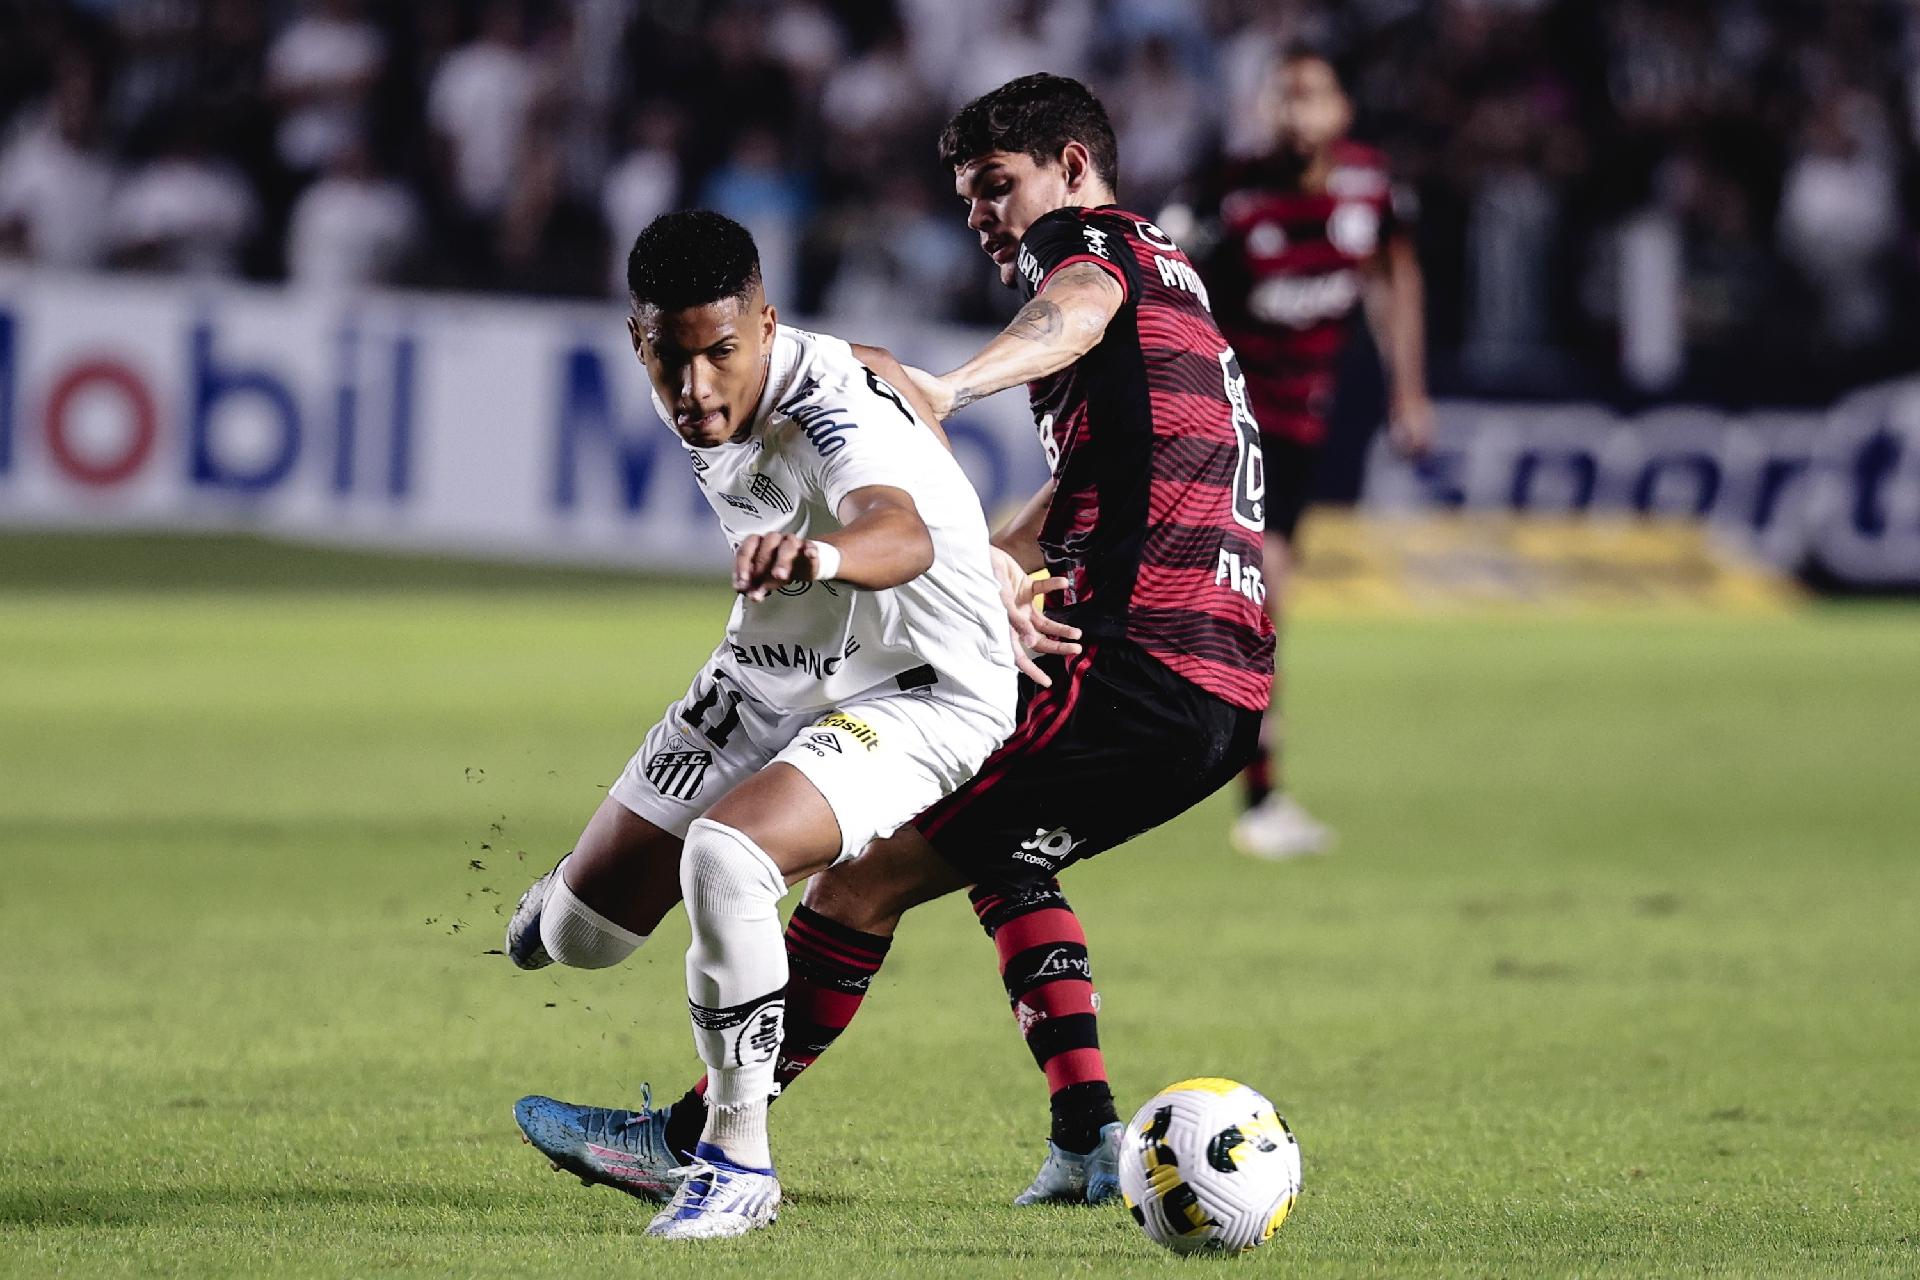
xmin=2 ymin=533 xmax=1916 ymax=1277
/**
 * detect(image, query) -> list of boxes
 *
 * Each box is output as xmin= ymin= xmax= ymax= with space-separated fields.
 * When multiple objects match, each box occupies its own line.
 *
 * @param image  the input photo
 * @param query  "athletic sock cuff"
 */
xmin=788 ymin=902 xmax=891 ymax=962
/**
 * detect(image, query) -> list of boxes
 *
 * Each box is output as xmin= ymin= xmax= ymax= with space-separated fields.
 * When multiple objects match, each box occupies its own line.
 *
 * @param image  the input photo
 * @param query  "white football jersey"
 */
xmin=663 ymin=325 xmax=1016 ymax=715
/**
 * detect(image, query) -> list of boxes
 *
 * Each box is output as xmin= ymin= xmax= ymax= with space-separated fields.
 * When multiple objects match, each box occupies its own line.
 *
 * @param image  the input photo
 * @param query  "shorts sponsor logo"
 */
xmin=1015 ymin=826 xmax=1086 ymax=868
xmin=720 ymin=492 xmax=759 ymax=515
xmin=813 ymin=710 xmax=879 ymax=751
xmin=644 ymin=748 xmax=712 ymax=800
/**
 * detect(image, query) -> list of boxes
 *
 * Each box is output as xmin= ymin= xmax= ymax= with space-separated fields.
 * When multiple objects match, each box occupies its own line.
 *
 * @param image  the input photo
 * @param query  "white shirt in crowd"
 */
xmin=265 ymin=13 xmax=386 ymax=172
xmin=427 ymin=40 xmax=535 ymax=218
xmin=286 ymin=173 xmax=419 ymax=287
xmin=0 ymin=115 xmax=116 ymax=268
xmin=106 ymin=157 xmax=259 ymax=276
xmin=601 ymin=146 xmax=678 ymax=295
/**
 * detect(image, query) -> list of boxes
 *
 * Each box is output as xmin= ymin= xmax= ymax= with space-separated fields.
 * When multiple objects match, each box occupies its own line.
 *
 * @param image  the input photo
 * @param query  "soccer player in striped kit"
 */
xmin=512 ymin=74 xmax=1275 ymax=1210
xmin=1181 ymin=45 xmax=1434 ymax=859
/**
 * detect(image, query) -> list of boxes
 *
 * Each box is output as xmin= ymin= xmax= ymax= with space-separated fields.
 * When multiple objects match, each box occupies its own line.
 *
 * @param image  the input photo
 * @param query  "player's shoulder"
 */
xmin=766 ymin=327 xmax=902 ymax=460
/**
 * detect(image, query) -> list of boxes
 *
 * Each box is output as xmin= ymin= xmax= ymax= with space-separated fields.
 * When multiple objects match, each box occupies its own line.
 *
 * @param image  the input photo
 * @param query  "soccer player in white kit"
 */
xmin=508 ymin=211 xmax=1019 ymax=1239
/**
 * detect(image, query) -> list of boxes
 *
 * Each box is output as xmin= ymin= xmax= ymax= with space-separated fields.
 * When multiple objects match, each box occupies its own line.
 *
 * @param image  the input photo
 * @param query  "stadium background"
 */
xmin=3 ymin=1 xmax=1917 ymax=1276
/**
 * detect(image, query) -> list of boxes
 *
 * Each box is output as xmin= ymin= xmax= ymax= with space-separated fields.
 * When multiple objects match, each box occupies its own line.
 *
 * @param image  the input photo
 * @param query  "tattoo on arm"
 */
xmin=950 ymin=384 xmax=984 ymax=411
xmin=1005 ymin=299 xmax=1065 ymax=344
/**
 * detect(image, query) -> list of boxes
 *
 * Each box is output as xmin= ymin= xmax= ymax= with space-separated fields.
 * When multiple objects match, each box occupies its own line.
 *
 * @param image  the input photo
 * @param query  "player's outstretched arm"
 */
xmin=907 ymin=263 xmax=1124 ymax=420
xmin=733 ymin=484 xmax=933 ymax=601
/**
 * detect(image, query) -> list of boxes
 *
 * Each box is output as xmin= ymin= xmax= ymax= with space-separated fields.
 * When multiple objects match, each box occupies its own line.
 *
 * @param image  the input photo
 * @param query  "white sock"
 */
xmin=538 ymin=858 xmax=647 ymax=969
xmin=679 ymin=818 xmax=788 ymax=1171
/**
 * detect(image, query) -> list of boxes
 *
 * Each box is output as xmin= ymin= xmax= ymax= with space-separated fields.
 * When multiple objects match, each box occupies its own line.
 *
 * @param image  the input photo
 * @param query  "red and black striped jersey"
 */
xmin=1014 ymin=204 xmax=1274 ymax=712
xmin=1197 ymin=141 xmax=1407 ymax=446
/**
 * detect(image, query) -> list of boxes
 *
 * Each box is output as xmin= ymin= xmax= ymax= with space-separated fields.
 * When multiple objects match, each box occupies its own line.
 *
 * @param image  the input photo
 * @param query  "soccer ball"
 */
xmin=1118 ymin=1078 xmax=1302 ymax=1255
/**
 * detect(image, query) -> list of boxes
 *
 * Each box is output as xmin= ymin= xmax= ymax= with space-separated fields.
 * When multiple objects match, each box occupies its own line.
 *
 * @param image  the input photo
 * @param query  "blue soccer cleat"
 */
xmin=645 ymin=1143 xmax=780 ymax=1239
xmin=1013 ymin=1121 xmax=1125 ymax=1206
xmin=514 ymin=1087 xmax=690 ymax=1203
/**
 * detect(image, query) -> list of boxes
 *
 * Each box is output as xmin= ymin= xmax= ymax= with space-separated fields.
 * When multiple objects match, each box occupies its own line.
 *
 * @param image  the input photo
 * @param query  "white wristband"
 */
xmin=807 ymin=539 xmax=843 ymax=582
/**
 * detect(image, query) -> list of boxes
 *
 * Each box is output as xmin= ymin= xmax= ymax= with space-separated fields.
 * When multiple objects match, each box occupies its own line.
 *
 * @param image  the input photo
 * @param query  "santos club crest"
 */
xmin=644 ymin=747 xmax=712 ymax=800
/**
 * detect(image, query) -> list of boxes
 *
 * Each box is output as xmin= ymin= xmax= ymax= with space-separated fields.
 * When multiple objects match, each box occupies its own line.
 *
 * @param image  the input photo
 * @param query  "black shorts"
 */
xmin=914 ymin=640 xmax=1263 ymax=890
xmin=1262 ymin=433 xmax=1322 ymax=541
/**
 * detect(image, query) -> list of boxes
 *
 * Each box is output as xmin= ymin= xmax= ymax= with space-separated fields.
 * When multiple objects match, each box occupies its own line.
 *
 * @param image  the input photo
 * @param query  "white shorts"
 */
xmin=609 ymin=651 xmax=1013 ymax=863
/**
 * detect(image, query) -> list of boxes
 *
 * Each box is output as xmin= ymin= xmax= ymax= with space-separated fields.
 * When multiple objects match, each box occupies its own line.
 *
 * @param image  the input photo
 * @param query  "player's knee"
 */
xmin=803 ymin=858 xmax=908 ymax=936
xmin=680 ymin=817 xmax=785 ymax=922
xmin=539 ymin=864 xmax=646 ymax=969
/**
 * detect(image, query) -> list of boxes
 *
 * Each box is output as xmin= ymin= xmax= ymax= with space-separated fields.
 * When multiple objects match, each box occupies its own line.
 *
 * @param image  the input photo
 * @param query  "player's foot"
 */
xmin=1231 ymin=794 xmax=1336 ymax=861
xmin=514 ymin=1087 xmax=690 ymax=1203
xmin=1014 ymin=1121 xmax=1124 ymax=1206
xmin=645 ymin=1144 xmax=780 ymax=1239
xmin=504 ymin=862 xmax=561 ymax=970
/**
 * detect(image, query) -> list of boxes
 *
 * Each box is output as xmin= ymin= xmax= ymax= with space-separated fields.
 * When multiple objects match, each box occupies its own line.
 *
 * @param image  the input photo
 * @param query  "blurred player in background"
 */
xmin=513 ymin=74 xmax=1273 ymax=1212
xmin=505 ymin=210 xmax=1017 ymax=1238
xmin=1176 ymin=46 xmax=1434 ymax=860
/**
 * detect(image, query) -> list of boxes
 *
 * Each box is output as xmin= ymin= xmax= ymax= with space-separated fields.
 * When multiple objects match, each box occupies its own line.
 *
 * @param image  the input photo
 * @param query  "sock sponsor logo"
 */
xmin=645 ymin=748 xmax=712 ymax=800
xmin=1032 ymin=946 xmax=1092 ymax=982
xmin=1013 ymin=999 xmax=1045 ymax=1035
xmin=736 ymin=999 xmax=784 ymax=1067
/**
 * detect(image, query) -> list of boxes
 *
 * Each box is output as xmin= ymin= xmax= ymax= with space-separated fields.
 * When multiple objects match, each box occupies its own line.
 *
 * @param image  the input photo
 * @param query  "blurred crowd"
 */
xmin=3 ymin=0 xmax=1918 ymax=402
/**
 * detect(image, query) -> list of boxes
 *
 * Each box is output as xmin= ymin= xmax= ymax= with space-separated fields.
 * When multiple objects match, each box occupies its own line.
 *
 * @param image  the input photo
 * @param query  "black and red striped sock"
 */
xmin=664 ymin=902 xmax=891 ymax=1159
xmin=970 ymin=879 xmax=1118 ymax=1154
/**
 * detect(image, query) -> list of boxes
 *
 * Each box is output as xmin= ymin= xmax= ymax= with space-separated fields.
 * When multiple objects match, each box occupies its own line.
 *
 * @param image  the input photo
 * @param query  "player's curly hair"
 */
xmin=626 ymin=210 xmax=763 ymax=311
xmin=938 ymin=73 xmax=1119 ymax=193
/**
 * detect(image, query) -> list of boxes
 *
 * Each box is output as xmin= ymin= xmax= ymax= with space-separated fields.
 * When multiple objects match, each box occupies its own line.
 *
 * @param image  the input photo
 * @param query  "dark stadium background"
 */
xmin=9 ymin=0 xmax=1918 ymax=401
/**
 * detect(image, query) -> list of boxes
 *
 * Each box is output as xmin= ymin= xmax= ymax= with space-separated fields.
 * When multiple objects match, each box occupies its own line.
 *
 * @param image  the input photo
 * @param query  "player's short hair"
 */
xmin=626 ymin=210 xmax=762 ymax=312
xmin=938 ymin=73 xmax=1120 ymax=192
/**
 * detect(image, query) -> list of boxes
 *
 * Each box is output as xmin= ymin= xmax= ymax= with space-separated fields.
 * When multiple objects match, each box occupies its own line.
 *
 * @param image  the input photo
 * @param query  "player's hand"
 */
xmin=734 ymin=532 xmax=818 ymax=601
xmin=989 ymin=545 xmax=1081 ymax=687
xmin=902 ymin=365 xmax=957 ymax=421
xmin=1388 ymin=389 xmax=1436 ymax=459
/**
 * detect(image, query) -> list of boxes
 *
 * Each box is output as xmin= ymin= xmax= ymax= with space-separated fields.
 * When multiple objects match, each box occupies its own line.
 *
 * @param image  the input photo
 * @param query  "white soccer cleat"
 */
xmin=1231 ymin=795 xmax=1336 ymax=862
xmin=1014 ymin=1122 xmax=1125 ymax=1205
xmin=644 ymin=1148 xmax=780 ymax=1239
xmin=504 ymin=862 xmax=560 ymax=969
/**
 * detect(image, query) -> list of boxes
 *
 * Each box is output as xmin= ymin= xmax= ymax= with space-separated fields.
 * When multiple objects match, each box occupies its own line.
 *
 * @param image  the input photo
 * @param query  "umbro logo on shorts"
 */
xmin=645 ymin=748 xmax=712 ymax=800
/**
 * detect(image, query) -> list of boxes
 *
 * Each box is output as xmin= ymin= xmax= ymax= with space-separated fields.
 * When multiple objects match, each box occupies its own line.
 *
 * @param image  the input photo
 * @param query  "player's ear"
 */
xmin=627 ymin=314 xmax=644 ymax=358
xmin=1060 ymin=140 xmax=1092 ymax=194
xmin=760 ymin=300 xmax=777 ymax=344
